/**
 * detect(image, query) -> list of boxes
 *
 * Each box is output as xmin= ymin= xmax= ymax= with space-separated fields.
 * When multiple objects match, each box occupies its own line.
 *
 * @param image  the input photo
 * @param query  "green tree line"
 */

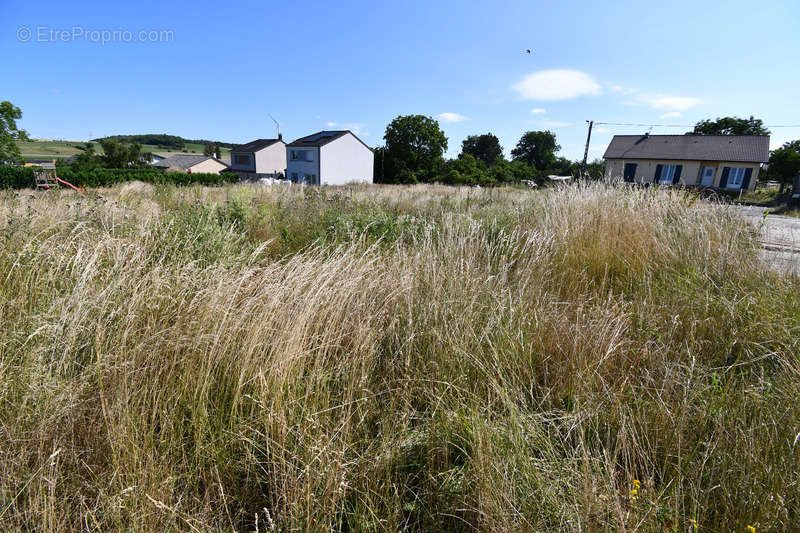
xmin=374 ymin=114 xmax=604 ymax=186
xmin=92 ymin=134 xmax=236 ymax=151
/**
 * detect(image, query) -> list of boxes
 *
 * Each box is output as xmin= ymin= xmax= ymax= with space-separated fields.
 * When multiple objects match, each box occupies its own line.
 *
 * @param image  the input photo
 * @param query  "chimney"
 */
xmin=644 ymin=132 xmax=649 ymax=138
xmin=278 ymin=133 xmax=283 ymax=141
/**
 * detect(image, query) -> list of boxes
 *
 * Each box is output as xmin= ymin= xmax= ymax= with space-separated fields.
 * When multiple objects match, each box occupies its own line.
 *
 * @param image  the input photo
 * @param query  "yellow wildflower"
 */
xmin=746 ymin=526 xmax=755 ymax=533
xmin=633 ymin=479 xmax=641 ymax=489
xmin=690 ymin=518 xmax=698 ymax=530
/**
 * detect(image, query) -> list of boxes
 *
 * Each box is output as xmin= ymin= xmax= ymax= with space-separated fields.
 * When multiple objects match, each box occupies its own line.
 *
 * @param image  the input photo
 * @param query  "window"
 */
xmin=291 ymin=150 xmax=312 ymax=161
xmin=234 ymin=154 xmax=250 ymax=166
xmin=660 ymin=164 xmax=676 ymax=184
xmin=727 ymin=167 xmax=745 ymax=188
xmin=290 ymin=172 xmax=298 ymax=182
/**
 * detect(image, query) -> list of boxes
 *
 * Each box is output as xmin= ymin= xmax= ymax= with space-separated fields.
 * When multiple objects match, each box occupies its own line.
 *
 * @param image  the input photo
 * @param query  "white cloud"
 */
xmin=326 ymin=121 xmax=368 ymax=135
xmin=435 ymin=112 xmax=469 ymax=123
xmin=513 ymin=69 xmax=601 ymax=101
xmin=608 ymin=83 xmax=701 ymax=112
xmin=530 ymin=108 xmax=547 ymax=115
xmin=643 ymin=96 xmax=700 ymax=111
xmin=594 ymin=127 xmax=612 ymax=134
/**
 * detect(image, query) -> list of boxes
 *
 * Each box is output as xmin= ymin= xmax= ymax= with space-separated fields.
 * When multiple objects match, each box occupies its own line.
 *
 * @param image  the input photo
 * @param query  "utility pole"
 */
xmin=581 ymin=120 xmax=593 ymax=180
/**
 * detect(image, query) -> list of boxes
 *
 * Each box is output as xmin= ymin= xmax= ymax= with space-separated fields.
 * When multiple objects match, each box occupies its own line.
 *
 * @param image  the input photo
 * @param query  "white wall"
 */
xmin=254 ymin=142 xmax=286 ymax=175
xmin=319 ymin=133 xmax=373 ymax=185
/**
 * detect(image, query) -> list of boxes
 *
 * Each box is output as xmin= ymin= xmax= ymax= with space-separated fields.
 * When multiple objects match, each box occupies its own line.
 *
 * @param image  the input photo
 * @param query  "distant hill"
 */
xmin=92 ymin=134 xmax=238 ymax=151
xmin=18 ymin=137 xmax=233 ymax=161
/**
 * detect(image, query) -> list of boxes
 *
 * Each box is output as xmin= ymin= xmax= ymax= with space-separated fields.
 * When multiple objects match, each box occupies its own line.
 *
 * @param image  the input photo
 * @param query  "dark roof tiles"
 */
xmin=603 ymin=135 xmax=769 ymax=163
xmin=232 ymin=139 xmax=283 ymax=153
xmin=287 ymin=130 xmax=350 ymax=147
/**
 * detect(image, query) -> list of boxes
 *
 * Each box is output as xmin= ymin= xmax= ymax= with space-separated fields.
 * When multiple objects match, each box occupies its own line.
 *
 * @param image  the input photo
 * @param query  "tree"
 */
xmin=549 ymin=156 xmax=576 ymax=176
xmin=214 ymin=144 xmax=221 ymax=159
xmin=69 ymin=142 xmax=101 ymax=172
xmin=585 ymin=158 xmax=606 ymax=180
xmin=442 ymin=154 xmax=487 ymax=185
xmin=461 ymin=133 xmax=503 ymax=165
xmin=384 ymin=115 xmax=448 ymax=182
xmin=0 ymin=101 xmax=29 ymax=162
xmin=98 ymin=138 xmax=152 ymax=168
xmin=203 ymin=142 xmax=214 ymax=156
xmin=511 ymin=130 xmax=560 ymax=170
xmin=767 ymin=140 xmax=800 ymax=193
xmin=690 ymin=116 xmax=770 ymax=136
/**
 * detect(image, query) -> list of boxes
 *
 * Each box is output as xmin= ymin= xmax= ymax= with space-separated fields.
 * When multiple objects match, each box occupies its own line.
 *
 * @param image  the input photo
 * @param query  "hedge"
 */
xmin=0 ymin=166 xmax=236 ymax=189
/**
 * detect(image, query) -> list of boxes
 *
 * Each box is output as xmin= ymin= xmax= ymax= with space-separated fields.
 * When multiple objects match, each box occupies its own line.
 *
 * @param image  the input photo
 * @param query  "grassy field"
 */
xmin=0 ymin=182 xmax=798 ymax=531
xmin=18 ymin=139 xmax=232 ymax=160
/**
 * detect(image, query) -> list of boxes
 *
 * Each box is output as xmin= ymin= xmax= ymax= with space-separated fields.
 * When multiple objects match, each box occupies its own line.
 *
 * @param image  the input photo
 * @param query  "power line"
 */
xmin=595 ymin=121 xmax=800 ymax=128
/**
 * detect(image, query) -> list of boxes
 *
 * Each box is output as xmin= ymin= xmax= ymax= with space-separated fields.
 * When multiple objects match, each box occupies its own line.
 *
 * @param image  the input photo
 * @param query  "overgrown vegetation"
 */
xmin=0 ymin=181 xmax=798 ymax=531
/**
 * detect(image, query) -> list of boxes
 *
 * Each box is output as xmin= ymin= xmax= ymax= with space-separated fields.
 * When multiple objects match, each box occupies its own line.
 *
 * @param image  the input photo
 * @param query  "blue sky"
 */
xmin=3 ymin=0 xmax=799 ymax=160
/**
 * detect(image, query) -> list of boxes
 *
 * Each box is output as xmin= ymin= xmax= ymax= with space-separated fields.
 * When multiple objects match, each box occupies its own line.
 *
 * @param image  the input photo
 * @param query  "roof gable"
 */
xmin=603 ymin=134 xmax=769 ymax=163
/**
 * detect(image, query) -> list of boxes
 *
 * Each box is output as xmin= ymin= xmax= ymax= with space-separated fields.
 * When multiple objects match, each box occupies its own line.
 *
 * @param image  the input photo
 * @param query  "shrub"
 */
xmin=0 ymin=165 xmax=235 ymax=189
xmin=0 ymin=165 xmax=36 ymax=188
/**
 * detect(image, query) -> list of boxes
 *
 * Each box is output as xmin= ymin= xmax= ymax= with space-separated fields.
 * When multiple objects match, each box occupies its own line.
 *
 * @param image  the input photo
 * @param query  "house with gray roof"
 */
xmin=285 ymin=130 xmax=373 ymax=185
xmin=603 ymin=134 xmax=770 ymax=191
xmin=152 ymin=154 xmax=229 ymax=174
xmin=230 ymin=137 xmax=286 ymax=179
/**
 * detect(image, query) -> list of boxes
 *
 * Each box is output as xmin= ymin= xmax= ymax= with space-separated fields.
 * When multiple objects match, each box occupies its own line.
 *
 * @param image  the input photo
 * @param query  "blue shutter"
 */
xmin=719 ymin=167 xmax=730 ymax=189
xmin=742 ymin=168 xmax=753 ymax=190
xmin=672 ymin=165 xmax=683 ymax=185
xmin=654 ymin=164 xmax=663 ymax=184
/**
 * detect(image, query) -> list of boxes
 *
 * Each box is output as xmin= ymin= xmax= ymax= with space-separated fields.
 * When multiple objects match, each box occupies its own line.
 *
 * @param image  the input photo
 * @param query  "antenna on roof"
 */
xmin=268 ymin=114 xmax=280 ymax=138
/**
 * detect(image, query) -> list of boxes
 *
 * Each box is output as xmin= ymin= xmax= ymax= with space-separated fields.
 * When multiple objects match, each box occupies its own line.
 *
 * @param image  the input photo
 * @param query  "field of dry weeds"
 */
xmin=1 ymin=182 xmax=798 ymax=531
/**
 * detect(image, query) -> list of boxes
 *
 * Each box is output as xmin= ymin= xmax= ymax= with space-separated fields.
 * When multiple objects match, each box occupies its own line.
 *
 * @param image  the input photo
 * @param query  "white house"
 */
xmin=285 ymin=130 xmax=373 ymax=185
xmin=230 ymin=137 xmax=287 ymax=179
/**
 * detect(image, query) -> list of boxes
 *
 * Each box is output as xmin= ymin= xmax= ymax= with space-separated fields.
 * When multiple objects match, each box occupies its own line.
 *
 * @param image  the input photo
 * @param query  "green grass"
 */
xmin=142 ymin=142 xmax=232 ymax=157
xmin=16 ymin=139 xmax=88 ymax=159
xmin=735 ymin=186 xmax=782 ymax=206
xmin=18 ymin=139 xmax=232 ymax=160
xmin=770 ymin=204 xmax=800 ymax=218
xmin=0 ymin=182 xmax=798 ymax=531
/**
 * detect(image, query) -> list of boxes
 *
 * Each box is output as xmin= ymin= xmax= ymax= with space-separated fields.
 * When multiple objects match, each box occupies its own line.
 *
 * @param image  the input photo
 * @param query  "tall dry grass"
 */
xmin=0 ymin=181 xmax=798 ymax=531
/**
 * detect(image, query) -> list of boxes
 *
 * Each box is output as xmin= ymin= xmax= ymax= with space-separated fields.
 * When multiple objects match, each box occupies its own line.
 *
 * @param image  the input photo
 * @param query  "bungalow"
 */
xmin=153 ymin=154 xmax=229 ymax=174
xmin=230 ymin=137 xmax=287 ymax=179
xmin=603 ymin=134 xmax=770 ymax=191
xmin=285 ymin=130 xmax=373 ymax=185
